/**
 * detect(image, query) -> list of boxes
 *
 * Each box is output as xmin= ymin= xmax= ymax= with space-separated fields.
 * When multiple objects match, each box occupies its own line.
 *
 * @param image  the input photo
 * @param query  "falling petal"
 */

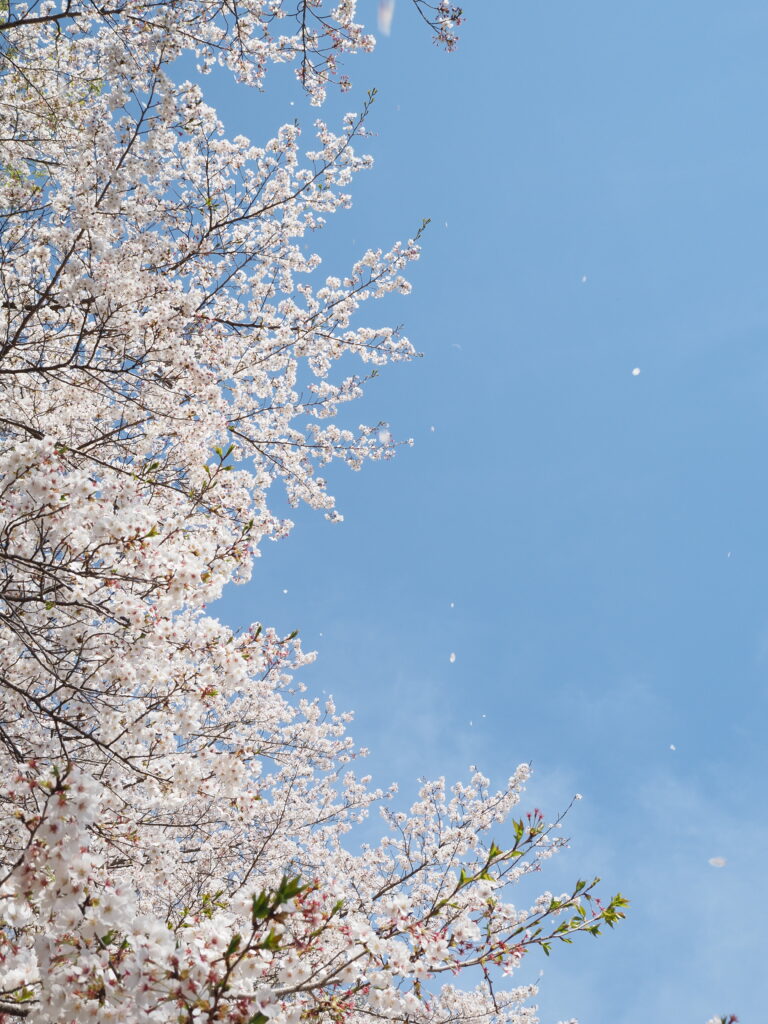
xmin=632 ymin=367 xmax=641 ymax=376
xmin=449 ymin=652 xmax=456 ymax=663
xmin=378 ymin=0 xmax=395 ymax=36
xmin=580 ymin=275 xmax=588 ymax=283
xmin=669 ymin=744 xmax=676 ymax=750
xmin=708 ymin=857 xmax=726 ymax=868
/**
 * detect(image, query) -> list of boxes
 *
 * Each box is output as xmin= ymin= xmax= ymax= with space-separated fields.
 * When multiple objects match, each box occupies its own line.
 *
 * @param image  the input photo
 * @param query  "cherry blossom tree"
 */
xmin=0 ymin=3 xmax=628 ymax=1022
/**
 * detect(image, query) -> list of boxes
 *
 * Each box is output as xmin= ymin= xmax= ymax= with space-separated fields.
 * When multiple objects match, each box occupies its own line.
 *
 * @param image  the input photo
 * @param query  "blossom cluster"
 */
xmin=0 ymin=3 xmax=627 ymax=1023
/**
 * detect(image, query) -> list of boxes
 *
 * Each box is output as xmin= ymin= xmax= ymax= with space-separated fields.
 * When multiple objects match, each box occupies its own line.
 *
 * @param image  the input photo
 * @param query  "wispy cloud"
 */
xmin=378 ymin=0 xmax=396 ymax=36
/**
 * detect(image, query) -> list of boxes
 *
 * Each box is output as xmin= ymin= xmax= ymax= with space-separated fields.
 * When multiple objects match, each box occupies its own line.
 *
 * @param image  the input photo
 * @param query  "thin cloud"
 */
xmin=378 ymin=0 xmax=396 ymax=36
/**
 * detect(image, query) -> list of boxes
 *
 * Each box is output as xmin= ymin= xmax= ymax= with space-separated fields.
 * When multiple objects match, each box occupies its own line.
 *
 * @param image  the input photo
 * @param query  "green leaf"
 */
xmin=278 ymin=874 xmax=304 ymax=901
xmin=11 ymin=988 xmax=36 ymax=1004
xmin=251 ymin=891 xmax=270 ymax=922
xmin=259 ymin=928 xmax=282 ymax=951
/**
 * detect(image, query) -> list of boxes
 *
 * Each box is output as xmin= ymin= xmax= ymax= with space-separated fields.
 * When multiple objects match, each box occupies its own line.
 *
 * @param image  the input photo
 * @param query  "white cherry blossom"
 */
xmin=0 ymin=4 xmax=627 ymax=1023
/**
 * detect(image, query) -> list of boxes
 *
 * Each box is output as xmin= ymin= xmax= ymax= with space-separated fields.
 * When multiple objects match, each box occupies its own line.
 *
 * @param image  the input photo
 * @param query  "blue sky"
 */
xmin=201 ymin=2 xmax=767 ymax=1020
